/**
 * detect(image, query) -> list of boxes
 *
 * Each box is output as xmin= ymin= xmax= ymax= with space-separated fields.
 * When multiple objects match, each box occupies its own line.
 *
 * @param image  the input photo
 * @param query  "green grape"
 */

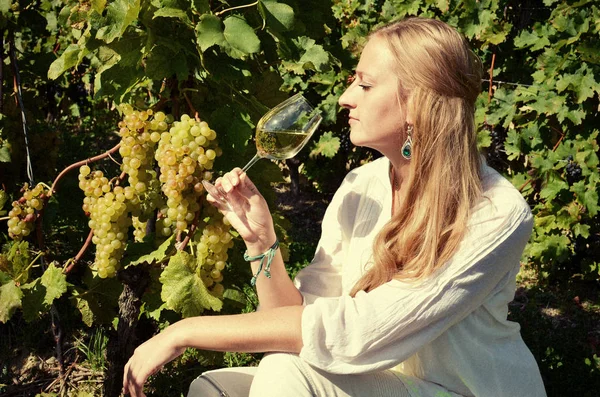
xmin=8 ymin=183 xmax=50 ymax=241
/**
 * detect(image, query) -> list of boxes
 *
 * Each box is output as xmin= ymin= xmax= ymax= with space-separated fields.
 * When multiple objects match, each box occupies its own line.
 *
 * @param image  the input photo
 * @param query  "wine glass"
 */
xmin=202 ymin=93 xmax=322 ymax=204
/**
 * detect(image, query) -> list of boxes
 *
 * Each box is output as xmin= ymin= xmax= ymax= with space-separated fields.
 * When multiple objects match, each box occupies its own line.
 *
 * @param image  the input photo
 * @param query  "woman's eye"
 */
xmin=359 ymin=85 xmax=371 ymax=91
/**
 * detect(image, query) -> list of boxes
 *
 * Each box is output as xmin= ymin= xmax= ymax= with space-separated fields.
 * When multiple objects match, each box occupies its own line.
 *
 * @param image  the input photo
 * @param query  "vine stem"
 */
xmin=0 ymin=216 xmax=9 ymax=221
xmin=14 ymin=251 xmax=43 ymax=285
xmin=215 ymin=0 xmax=259 ymax=16
xmin=178 ymin=210 xmax=200 ymax=251
xmin=49 ymin=143 xmax=121 ymax=196
xmin=63 ymin=229 xmax=93 ymax=275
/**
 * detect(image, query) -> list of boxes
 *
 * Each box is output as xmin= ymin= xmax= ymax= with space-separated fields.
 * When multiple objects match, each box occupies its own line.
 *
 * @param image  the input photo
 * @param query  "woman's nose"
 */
xmin=338 ymin=84 xmax=355 ymax=110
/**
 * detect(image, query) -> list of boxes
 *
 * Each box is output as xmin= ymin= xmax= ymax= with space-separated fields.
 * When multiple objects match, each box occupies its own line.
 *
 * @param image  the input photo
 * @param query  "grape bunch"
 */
xmin=7 ymin=183 xmax=49 ymax=240
xmin=155 ymin=114 xmax=222 ymax=235
xmin=195 ymin=206 xmax=233 ymax=297
xmin=79 ymin=165 xmax=131 ymax=278
xmin=565 ymin=155 xmax=583 ymax=185
xmin=339 ymin=132 xmax=352 ymax=154
xmin=118 ymin=105 xmax=166 ymax=206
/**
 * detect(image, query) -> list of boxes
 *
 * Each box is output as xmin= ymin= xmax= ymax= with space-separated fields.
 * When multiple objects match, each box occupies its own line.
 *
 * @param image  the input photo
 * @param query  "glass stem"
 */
xmin=241 ymin=153 xmax=261 ymax=173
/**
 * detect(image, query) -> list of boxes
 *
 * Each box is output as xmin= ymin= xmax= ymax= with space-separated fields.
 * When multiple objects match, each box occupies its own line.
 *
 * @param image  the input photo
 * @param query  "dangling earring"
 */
xmin=401 ymin=125 xmax=413 ymax=160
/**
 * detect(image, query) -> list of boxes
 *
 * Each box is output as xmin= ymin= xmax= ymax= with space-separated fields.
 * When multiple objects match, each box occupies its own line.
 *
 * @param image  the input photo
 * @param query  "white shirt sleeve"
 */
xmin=293 ymin=172 xmax=358 ymax=304
xmin=298 ymin=188 xmax=534 ymax=374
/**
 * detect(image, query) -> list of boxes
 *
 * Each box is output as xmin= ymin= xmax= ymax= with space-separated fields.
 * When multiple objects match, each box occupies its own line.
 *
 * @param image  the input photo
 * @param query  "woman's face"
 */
xmin=338 ymin=36 xmax=410 ymax=158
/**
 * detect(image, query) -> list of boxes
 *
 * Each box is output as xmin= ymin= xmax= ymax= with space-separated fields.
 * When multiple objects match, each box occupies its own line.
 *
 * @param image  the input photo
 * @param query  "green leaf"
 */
xmin=514 ymin=29 xmax=550 ymax=51
xmin=153 ymin=7 xmax=190 ymax=24
xmin=125 ymin=234 xmax=175 ymax=267
xmin=0 ymin=142 xmax=10 ymax=162
xmin=48 ymin=44 xmax=85 ymax=79
xmin=297 ymin=37 xmax=330 ymax=72
xmin=0 ymin=189 xmax=7 ymax=212
xmin=196 ymin=14 xmax=226 ymax=52
xmin=7 ymin=241 xmax=30 ymax=283
xmin=192 ymin=0 xmax=210 ymax=13
xmin=71 ymin=268 xmax=121 ymax=326
xmin=540 ymin=178 xmax=568 ymax=201
xmin=40 ymin=262 xmax=67 ymax=306
xmin=160 ymin=251 xmax=222 ymax=317
xmin=504 ymin=129 xmax=522 ymax=160
xmin=573 ymin=223 xmax=591 ymax=238
xmin=222 ymin=15 xmax=261 ymax=58
xmin=583 ymin=189 xmax=599 ymax=216
xmin=309 ymin=132 xmax=340 ymax=158
xmin=222 ymin=287 xmax=247 ymax=309
xmin=21 ymin=279 xmax=48 ymax=322
xmin=0 ymin=274 xmax=22 ymax=323
xmin=259 ymin=0 xmax=295 ymax=32
xmin=92 ymin=0 xmax=108 ymax=14
xmin=145 ymin=44 xmax=189 ymax=81
xmin=96 ymin=0 xmax=141 ymax=44
xmin=576 ymin=70 xmax=598 ymax=103
xmin=0 ymin=0 xmax=12 ymax=15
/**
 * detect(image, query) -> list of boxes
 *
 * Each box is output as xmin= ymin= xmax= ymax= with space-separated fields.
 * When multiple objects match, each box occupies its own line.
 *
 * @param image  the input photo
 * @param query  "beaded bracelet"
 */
xmin=244 ymin=239 xmax=280 ymax=286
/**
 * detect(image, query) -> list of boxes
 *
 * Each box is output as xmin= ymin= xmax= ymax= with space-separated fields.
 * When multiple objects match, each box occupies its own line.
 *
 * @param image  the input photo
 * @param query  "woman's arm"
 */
xmin=123 ymin=305 xmax=304 ymax=397
xmin=209 ymin=169 xmax=304 ymax=309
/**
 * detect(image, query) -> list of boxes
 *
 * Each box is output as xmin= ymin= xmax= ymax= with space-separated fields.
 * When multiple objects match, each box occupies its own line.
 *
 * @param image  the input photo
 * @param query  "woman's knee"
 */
xmin=249 ymin=353 xmax=315 ymax=397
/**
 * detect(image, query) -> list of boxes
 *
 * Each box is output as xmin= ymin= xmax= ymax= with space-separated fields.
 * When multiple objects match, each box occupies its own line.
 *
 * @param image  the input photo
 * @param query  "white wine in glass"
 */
xmin=202 ymin=93 xmax=322 ymax=203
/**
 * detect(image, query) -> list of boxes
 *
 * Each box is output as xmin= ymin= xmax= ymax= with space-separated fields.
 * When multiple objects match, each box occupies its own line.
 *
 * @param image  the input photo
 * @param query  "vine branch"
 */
xmin=215 ymin=1 xmax=259 ymax=16
xmin=64 ymin=229 xmax=94 ymax=274
xmin=49 ymin=143 xmax=121 ymax=196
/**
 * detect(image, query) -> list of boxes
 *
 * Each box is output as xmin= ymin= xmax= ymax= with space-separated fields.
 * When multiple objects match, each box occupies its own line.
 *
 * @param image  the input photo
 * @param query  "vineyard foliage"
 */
xmin=0 ymin=0 xmax=598 ymax=376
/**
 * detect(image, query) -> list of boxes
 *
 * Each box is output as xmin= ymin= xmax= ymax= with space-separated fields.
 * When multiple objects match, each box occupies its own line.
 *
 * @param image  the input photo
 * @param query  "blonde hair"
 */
xmin=350 ymin=18 xmax=483 ymax=296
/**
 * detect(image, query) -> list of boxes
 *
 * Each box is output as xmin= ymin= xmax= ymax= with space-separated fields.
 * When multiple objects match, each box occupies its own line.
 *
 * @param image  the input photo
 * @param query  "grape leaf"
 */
xmin=223 ymin=15 xmax=261 ymax=58
xmin=0 ymin=141 xmax=10 ymax=162
xmin=309 ymin=132 xmax=340 ymax=158
xmin=0 ymin=274 xmax=22 ymax=323
xmin=259 ymin=0 xmax=295 ymax=32
xmin=573 ymin=223 xmax=591 ymax=239
xmin=297 ymin=37 xmax=330 ymax=72
xmin=192 ymin=0 xmax=210 ymax=13
xmin=91 ymin=0 xmax=107 ymax=15
xmin=40 ymin=262 xmax=67 ymax=306
xmin=48 ymin=44 xmax=86 ymax=79
xmin=540 ymin=178 xmax=568 ymax=201
xmin=196 ymin=14 xmax=226 ymax=52
xmin=71 ymin=268 xmax=121 ymax=326
xmin=20 ymin=279 xmax=47 ymax=322
xmin=145 ymin=44 xmax=189 ymax=81
xmin=7 ymin=241 xmax=30 ymax=283
xmin=96 ymin=0 xmax=141 ymax=44
xmin=125 ymin=234 xmax=175 ymax=267
xmin=153 ymin=7 xmax=190 ymax=24
xmin=160 ymin=251 xmax=222 ymax=317
xmin=0 ymin=0 xmax=11 ymax=15
xmin=576 ymin=70 xmax=598 ymax=103
xmin=0 ymin=190 xmax=8 ymax=213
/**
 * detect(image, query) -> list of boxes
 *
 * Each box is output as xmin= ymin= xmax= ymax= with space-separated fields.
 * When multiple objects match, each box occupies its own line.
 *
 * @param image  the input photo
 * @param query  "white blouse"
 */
xmin=294 ymin=157 xmax=547 ymax=397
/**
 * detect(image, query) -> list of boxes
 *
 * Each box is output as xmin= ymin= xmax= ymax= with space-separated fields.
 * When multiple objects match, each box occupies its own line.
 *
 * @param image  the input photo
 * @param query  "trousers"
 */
xmin=187 ymin=353 xmax=410 ymax=397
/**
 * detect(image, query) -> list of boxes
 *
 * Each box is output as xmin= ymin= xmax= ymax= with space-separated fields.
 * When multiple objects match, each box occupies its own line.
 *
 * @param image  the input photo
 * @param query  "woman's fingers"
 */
xmin=123 ymin=358 xmax=148 ymax=397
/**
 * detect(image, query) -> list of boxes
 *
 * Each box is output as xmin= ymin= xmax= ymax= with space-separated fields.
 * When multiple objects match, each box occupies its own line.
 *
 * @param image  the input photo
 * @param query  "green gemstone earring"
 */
xmin=401 ymin=125 xmax=413 ymax=160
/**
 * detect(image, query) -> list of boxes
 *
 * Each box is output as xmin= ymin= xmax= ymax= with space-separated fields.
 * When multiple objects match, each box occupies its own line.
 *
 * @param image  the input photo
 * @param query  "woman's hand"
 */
xmin=207 ymin=168 xmax=276 ymax=252
xmin=122 ymin=328 xmax=186 ymax=397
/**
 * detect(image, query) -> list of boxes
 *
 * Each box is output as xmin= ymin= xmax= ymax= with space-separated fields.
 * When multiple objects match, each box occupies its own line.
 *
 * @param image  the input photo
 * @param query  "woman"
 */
xmin=123 ymin=17 xmax=547 ymax=397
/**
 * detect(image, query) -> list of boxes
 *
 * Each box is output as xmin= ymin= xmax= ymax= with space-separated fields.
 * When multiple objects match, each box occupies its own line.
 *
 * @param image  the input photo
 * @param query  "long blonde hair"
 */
xmin=350 ymin=18 xmax=483 ymax=296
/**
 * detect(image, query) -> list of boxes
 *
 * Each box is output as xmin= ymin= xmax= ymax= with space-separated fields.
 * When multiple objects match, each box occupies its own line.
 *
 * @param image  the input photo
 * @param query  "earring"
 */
xmin=401 ymin=125 xmax=413 ymax=160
